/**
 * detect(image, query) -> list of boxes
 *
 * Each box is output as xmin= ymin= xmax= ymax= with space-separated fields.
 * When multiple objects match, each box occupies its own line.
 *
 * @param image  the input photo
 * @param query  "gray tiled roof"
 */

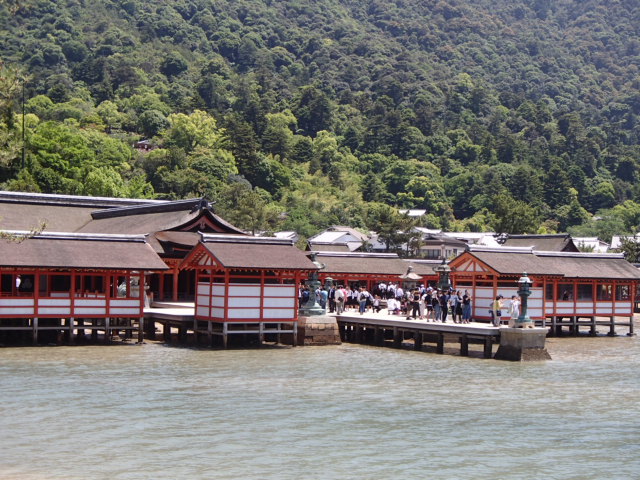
xmin=198 ymin=235 xmax=317 ymax=271
xmin=316 ymin=253 xmax=438 ymax=277
xmin=0 ymin=233 xmax=168 ymax=270
xmin=502 ymin=234 xmax=579 ymax=252
xmin=467 ymin=249 xmax=640 ymax=279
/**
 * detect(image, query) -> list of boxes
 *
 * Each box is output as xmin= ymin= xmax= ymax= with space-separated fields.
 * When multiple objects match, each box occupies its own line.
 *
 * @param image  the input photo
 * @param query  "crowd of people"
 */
xmin=299 ymin=281 xmax=522 ymax=327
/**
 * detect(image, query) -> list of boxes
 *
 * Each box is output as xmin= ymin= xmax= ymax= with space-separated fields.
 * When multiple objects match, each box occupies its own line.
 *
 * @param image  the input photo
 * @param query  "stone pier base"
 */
xmin=298 ymin=315 xmax=341 ymax=346
xmin=494 ymin=327 xmax=551 ymax=361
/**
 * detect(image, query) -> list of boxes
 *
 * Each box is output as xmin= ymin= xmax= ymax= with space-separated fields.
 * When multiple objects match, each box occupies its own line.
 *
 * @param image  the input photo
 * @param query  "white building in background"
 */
xmin=399 ymin=209 xmax=427 ymax=217
xmin=273 ymin=231 xmax=299 ymax=243
xmin=610 ymin=234 xmax=640 ymax=251
xmin=308 ymin=226 xmax=369 ymax=252
xmin=442 ymin=231 xmax=500 ymax=248
xmin=573 ymin=237 xmax=610 ymax=253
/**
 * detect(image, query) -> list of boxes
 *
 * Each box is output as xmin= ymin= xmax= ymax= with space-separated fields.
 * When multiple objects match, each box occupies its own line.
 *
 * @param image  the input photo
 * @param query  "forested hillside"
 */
xmin=1 ymin=0 xmax=640 ymax=245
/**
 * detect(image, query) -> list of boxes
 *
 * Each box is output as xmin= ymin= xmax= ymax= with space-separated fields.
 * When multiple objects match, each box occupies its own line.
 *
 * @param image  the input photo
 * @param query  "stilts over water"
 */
xmin=0 ymin=192 xmax=637 ymax=349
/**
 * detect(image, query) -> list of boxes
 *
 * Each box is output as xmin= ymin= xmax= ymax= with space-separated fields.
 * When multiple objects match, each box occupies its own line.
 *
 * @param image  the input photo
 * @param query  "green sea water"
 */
xmin=0 ymin=334 xmax=638 ymax=480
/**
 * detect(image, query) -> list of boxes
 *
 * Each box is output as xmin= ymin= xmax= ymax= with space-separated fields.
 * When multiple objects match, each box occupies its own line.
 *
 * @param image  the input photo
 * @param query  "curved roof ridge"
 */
xmin=91 ymin=198 xmax=205 ymax=219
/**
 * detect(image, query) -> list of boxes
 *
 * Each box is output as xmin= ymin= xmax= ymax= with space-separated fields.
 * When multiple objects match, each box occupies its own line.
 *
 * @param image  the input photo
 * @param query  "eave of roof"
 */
xmin=315 ymin=252 xmax=437 ymax=276
xmin=185 ymin=234 xmax=318 ymax=271
xmin=0 ymin=190 xmax=162 ymax=209
xmin=0 ymin=232 xmax=168 ymax=270
xmin=462 ymin=247 xmax=640 ymax=280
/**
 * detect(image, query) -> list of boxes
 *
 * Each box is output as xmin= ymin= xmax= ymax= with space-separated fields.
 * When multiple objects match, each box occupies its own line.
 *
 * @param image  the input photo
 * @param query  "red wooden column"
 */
xmin=138 ymin=272 xmax=145 ymax=343
xmin=223 ymin=270 xmax=230 ymax=322
xmin=172 ymin=266 xmax=179 ymax=302
xmin=210 ymin=268 xmax=216 ymax=320
xmin=70 ymin=270 xmax=76 ymax=339
xmin=33 ymin=270 xmax=41 ymax=320
xmin=294 ymin=271 xmax=302 ymax=311
xmin=259 ymin=270 xmax=266 ymax=320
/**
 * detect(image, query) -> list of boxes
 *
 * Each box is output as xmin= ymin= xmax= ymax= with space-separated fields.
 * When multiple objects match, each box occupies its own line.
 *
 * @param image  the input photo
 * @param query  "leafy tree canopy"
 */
xmin=1 ymin=0 xmax=640 ymax=248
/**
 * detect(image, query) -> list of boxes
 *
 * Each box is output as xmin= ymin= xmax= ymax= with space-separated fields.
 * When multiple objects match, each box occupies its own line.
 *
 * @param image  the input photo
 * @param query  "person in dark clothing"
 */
xmin=439 ymin=291 xmax=451 ymax=323
xmin=328 ymin=286 xmax=336 ymax=313
xmin=407 ymin=289 xmax=421 ymax=319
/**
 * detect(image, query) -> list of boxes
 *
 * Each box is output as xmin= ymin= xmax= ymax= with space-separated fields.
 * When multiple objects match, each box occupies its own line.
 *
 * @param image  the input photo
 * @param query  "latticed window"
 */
xmin=557 ymin=283 xmax=573 ymax=300
xmin=577 ymin=284 xmax=593 ymax=300
xmin=615 ymin=285 xmax=630 ymax=301
xmin=597 ymin=284 xmax=612 ymax=301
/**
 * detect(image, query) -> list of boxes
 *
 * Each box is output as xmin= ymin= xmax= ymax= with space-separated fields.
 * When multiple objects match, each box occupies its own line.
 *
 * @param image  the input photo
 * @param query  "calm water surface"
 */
xmin=0 ymin=333 xmax=638 ymax=480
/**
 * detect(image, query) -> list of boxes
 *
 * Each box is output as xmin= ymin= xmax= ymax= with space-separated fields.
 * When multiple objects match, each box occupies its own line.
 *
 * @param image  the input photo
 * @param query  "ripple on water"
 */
xmin=0 ymin=338 xmax=638 ymax=480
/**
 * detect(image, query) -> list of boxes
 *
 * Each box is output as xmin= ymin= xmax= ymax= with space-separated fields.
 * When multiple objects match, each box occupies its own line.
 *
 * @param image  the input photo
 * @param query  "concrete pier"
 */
xmin=494 ymin=327 xmax=551 ymax=361
xmin=298 ymin=315 xmax=341 ymax=346
xmin=337 ymin=314 xmax=501 ymax=359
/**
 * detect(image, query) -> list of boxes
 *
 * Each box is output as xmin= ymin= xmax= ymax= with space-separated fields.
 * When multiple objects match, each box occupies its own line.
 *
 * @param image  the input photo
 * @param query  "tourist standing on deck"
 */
xmin=508 ymin=295 xmax=521 ymax=327
xmin=386 ymin=283 xmax=396 ymax=299
xmin=349 ymin=287 xmax=359 ymax=311
xmin=491 ymin=295 xmax=504 ymax=327
xmin=419 ymin=290 xmax=428 ymax=320
xmin=462 ymin=290 xmax=472 ymax=323
xmin=328 ymin=286 xmax=336 ymax=313
xmin=439 ymin=290 xmax=451 ymax=323
xmin=395 ymin=285 xmax=404 ymax=301
xmin=453 ymin=290 xmax=464 ymax=323
xmin=433 ymin=290 xmax=442 ymax=322
xmin=407 ymin=289 xmax=420 ymax=319
xmin=423 ymin=288 xmax=433 ymax=321
xmin=319 ymin=287 xmax=328 ymax=310
xmin=357 ymin=286 xmax=370 ymax=314
xmin=334 ymin=285 xmax=345 ymax=314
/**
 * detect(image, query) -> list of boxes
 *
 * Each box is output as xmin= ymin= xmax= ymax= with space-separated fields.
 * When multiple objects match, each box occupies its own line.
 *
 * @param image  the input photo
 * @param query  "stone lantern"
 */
xmin=516 ymin=272 xmax=534 ymax=328
xmin=434 ymin=259 xmax=452 ymax=291
xmin=299 ymin=252 xmax=326 ymax=316
xmin=399 ymin=265 xmax=422 ymax=291
xmin=495 ymin=272 xmax=550 ymax=361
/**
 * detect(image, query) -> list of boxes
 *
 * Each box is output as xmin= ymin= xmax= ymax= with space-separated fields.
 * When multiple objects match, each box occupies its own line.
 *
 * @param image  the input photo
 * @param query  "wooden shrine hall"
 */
xmin=448 ymin=246 xmax=640 ymax=335
xmin=0 ymin=231 xmax=168 ymax=345
xmin=311 ymin=252 xmax=439 ymax=290
xmin=180 ymin=234 xmax=318 ymax=347
xmin=0 ymin=191 xmax=246 ymax=304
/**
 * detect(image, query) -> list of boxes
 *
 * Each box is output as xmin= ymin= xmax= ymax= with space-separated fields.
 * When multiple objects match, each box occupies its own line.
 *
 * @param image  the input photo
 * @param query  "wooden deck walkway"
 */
xmin=143 ymin=303 xmax=635 ymax=351
xmin=337 ymin=313 xmax=502 ymax=358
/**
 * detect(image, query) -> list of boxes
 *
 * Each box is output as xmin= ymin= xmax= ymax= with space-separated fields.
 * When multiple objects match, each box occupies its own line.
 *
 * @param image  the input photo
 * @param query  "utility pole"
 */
xmin=21 ymin=77 xmax=25 ymax=170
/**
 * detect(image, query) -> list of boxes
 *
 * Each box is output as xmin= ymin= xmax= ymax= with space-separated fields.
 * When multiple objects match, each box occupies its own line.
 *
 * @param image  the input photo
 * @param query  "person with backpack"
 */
xmin=357 ymin=286 xmax=370 ymax=314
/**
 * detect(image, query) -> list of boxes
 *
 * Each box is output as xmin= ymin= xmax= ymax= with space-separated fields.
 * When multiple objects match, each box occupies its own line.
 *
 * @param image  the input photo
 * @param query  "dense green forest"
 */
xmin=1 ymin=0 xmax=640 ymax=246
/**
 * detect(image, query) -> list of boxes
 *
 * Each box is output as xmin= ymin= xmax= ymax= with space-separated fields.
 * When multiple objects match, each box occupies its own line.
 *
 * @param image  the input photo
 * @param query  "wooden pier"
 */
xmin=144 ymin=302 xmax=297 ymax=347
xmin=540 ymin=315 xmax=634 ymax=337
xmin=0 ymin=316 xmax=142 ymax=345
xmin=337 ymin=314 xmax=502 ymax=358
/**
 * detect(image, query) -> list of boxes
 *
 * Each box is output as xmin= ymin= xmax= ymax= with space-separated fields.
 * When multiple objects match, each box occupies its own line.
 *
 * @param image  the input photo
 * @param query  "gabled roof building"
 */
xmin=307 ymin=226 xmax=370 ymax=252
xmin=501 ymin=233 xmax=579 ymax=252
xmin=180 ymin=234 xmax=318 ymax=347
xmin=0 ymin=191 xmax=319 ymax=346
xmin=448 ymin=246 xmax=640 ymax=334
xmin=0 ymin=231 xmax=168 ymax=344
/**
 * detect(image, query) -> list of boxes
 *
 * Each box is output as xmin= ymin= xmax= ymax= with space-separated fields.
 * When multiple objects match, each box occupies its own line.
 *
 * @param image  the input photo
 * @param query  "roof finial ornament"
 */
xmin=192 ymin=197 xmax=215 ymax=213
